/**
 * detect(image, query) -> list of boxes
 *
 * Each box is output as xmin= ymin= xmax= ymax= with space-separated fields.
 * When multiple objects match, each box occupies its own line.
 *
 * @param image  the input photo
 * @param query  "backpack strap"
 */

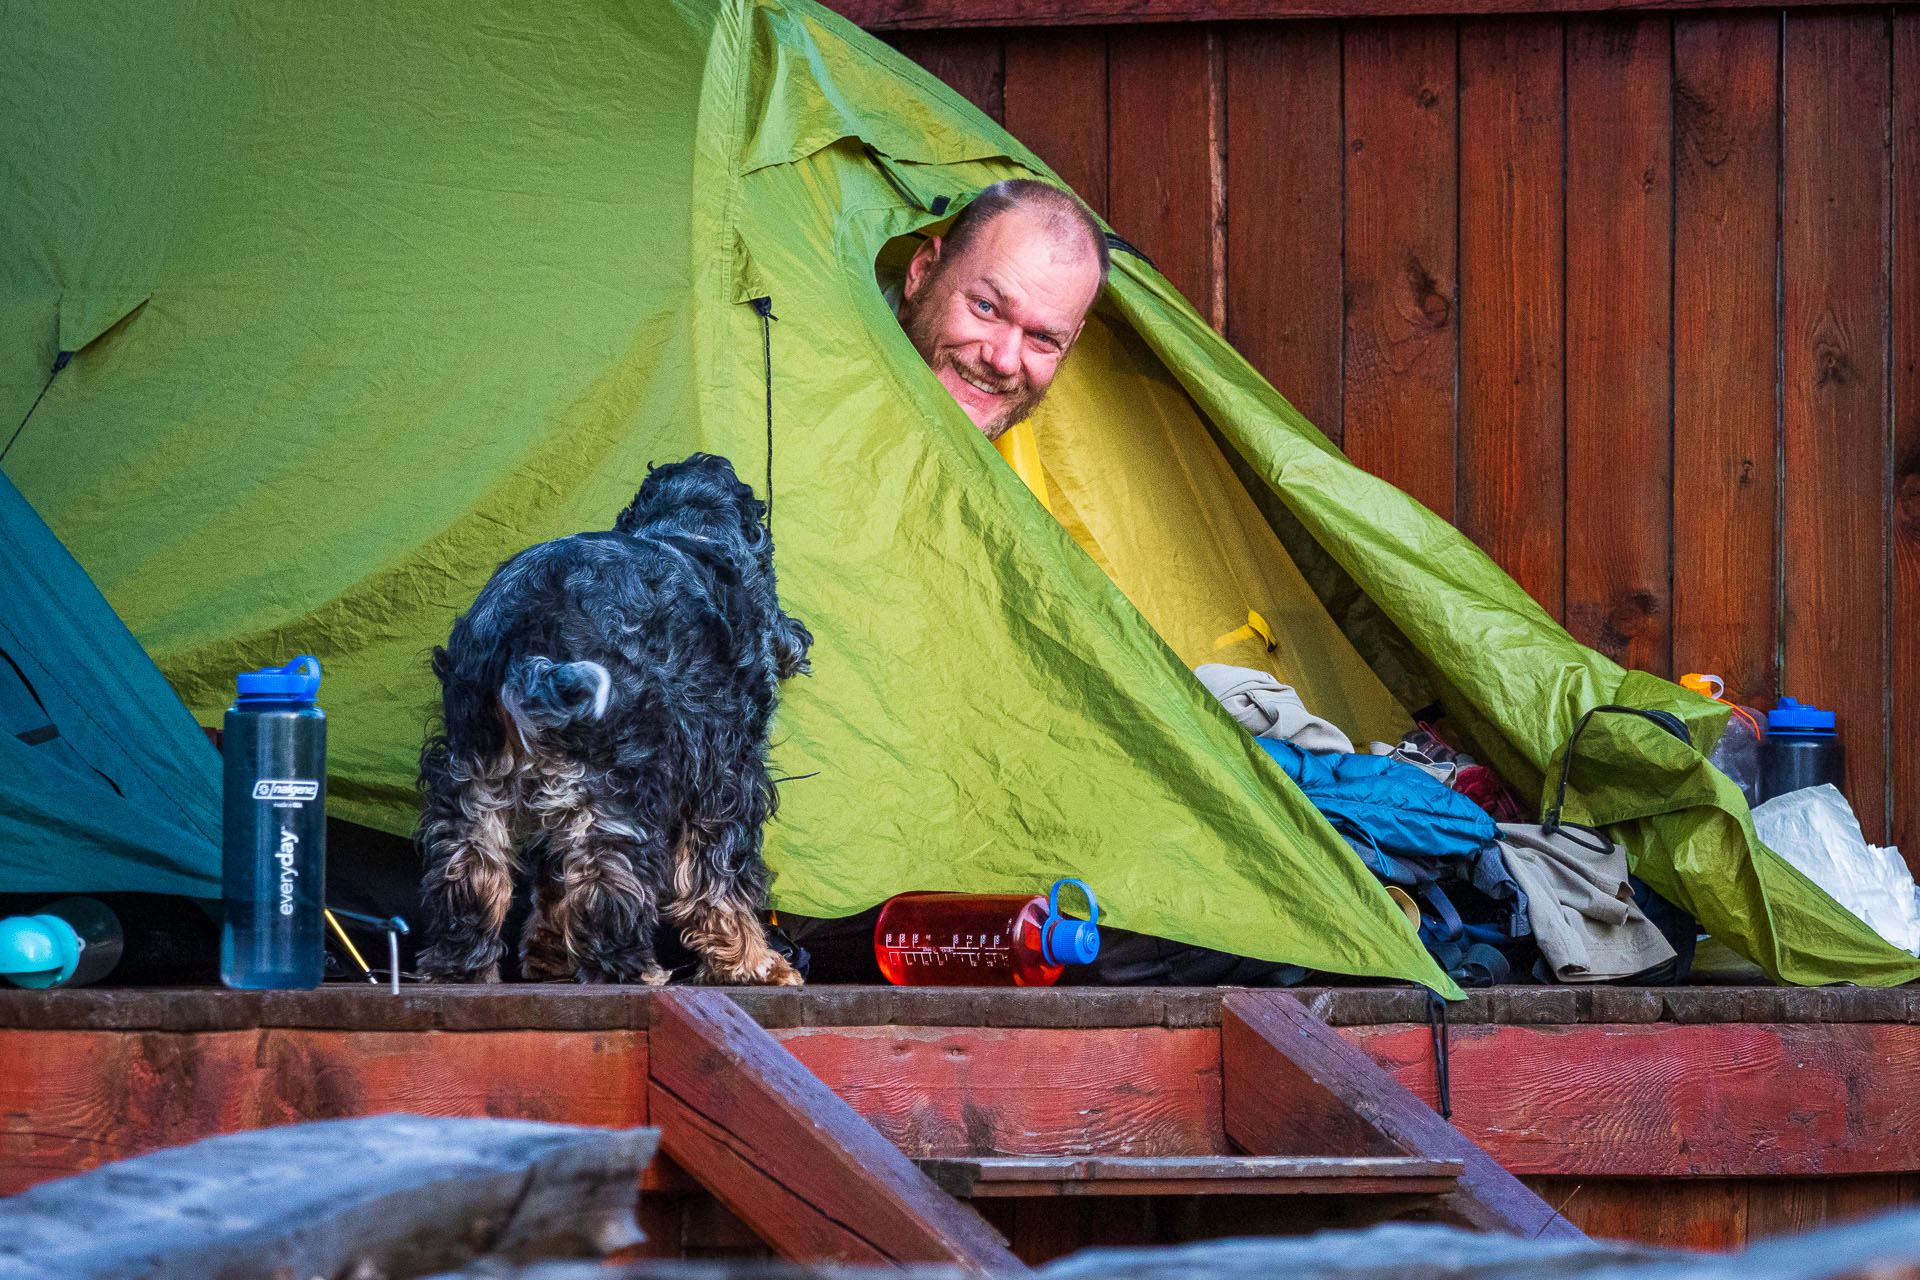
xmin=1541 ymin=704 xmax=1694 ymax=855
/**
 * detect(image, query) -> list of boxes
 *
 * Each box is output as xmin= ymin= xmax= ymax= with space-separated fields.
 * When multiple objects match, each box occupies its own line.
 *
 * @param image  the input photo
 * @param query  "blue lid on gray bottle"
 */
xmin=236 ymin=655 xmax=322 ymax=703
xmin=1767 ymin=696 xmax=1835 ymax=736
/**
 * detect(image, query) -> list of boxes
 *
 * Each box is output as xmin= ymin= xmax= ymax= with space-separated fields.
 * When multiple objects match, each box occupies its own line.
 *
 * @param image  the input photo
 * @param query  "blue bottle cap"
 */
xmin=236 ymin=656 xmax=322 ymax=703
xmin=0 ymin=914 xmax=82 ymax=988
xmin=1041 ymin=878 xmax=1100 ymax=967
xmin=1767 ymin=696 xmax=1836 ymax=735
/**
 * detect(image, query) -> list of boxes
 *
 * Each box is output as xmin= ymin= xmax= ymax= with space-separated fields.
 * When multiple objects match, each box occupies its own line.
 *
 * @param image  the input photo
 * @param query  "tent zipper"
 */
xmin=864 ymin=146 xmax=949 ymax=218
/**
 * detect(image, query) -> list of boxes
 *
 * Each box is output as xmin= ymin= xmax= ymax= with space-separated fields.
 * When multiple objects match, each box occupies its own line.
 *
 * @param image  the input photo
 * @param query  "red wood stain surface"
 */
xmin=0 ymin=1029 xmax=645 ymax=1195
xmin=1671 ymin=13 xmax=1780 ymax=705
xmin=774 ymin=1025 xmax=1226 ymax=1157
xmin=1224 ymin=22 xmax=1343 ymax=443
xmin=1895 ymin=12 xmax=1920 ymax=863
xmin=1108 ymin=27 xmax=1219 ymax=319
xmin=1004 ymin=30 xmax=1110 ymax=217
xmin=1564 ymin=15 xmax=1673 ymax=677
xmin=1346 ymin=1022 xmax=1920 ymax=1177
xmin=1457 ymin=16 xmax=1564 ymax=616
xmin=1340 ymin=19 xmax=1458 ymax=517
xmin=1782 ymin=12 xmax=1892 ymax=842
xmin=2 ymin=1018 xmax=1919 ymax=1250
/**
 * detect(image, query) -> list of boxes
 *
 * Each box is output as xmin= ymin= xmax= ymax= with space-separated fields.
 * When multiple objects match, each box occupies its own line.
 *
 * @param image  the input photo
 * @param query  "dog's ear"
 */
xmin=773 ymin=613 xmax=813 ymax=679
xmin=614 ymin=491 xmax=645 ymax=535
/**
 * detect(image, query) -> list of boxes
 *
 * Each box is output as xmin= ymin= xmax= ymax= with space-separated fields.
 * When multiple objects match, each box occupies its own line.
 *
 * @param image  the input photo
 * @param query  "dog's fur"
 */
xmin=416 ymin=454 xmax=812 ymax=986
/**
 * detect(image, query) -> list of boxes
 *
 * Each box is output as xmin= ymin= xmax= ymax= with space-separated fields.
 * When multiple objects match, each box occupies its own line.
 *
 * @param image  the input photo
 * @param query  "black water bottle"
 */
xmin=1760 ymin=696 xmax=1845 ymax=803
xmin=221 ymin=656 xmax=327 ymax=989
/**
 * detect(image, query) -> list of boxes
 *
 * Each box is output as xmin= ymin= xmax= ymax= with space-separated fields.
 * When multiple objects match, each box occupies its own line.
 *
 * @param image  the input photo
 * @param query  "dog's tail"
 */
xmin=500 ymin=656 xmax=613 ymax=745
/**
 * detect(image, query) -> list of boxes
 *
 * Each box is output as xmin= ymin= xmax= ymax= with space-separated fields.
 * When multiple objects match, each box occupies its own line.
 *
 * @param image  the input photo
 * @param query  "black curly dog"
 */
xmin=416 ymin=454 xmax=812 ymax=985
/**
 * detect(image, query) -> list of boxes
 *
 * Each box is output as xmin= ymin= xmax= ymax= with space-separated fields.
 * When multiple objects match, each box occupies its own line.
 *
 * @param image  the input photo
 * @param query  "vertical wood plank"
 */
xmin=1782 ymin=12 xmax=1892 ymax=841
xmin=1743 ymin=1177 xmax=1836 ymax=1242
xmin=1342 ymin=19 xmax=1459 ymax=519
xmin=1109 ymin=27 xmax=1218 ymax=317
xmin=886 ymin=32 xmax=1006 ymax=124
xmin=1552 ymin=1177 xmax=1749 ymax=1248
xmin=1564 ymin=16 xmax=1674 ymax=676
xmin=1458 ymin=17 xmax=1566 ymax=617
xmin=1004 ymin=30 xmax=1109 ymax=216
xmin=1892 ymin=12 xmax=1920 ymax=869
xmin=1672 ymin=14 xmax=1781 ymax=705
xmin=1224 ymin=22 xmax=1345 ymax=444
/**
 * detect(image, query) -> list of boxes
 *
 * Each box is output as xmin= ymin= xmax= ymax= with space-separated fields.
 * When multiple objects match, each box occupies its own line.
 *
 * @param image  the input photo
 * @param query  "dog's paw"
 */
xmin=697 ymin=952 xmax=804 ymax=986
xmin=573 ymin=959 xmax=671 ymax=986
xmin=519 ymin=951 xmax=573 ymax=984
xmin=416 ymin=959 xmax=501 ymax=985
xmin=762 ymin=953 xmax=805 ymax=986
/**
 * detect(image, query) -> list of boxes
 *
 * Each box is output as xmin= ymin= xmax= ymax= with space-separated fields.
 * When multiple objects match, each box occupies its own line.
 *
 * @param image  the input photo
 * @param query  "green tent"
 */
xmin=3 ymin=0 xmax=1913 ymax=991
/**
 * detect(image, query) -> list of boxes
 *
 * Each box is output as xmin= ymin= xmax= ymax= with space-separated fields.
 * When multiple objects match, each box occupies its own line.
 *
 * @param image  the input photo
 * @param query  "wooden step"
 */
xmin=914 ymin=1155 xmax=1464 ymax=1198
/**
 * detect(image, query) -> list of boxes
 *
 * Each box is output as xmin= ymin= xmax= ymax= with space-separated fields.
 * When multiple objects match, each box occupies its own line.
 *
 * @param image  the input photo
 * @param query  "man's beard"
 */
xmin=899 ymin=290 xmax=1049 ymax=441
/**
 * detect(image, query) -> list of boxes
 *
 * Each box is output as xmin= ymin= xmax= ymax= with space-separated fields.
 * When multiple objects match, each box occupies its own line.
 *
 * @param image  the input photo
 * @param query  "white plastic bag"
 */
xmin=1751 ymin=784 xmax=1920 ymax=955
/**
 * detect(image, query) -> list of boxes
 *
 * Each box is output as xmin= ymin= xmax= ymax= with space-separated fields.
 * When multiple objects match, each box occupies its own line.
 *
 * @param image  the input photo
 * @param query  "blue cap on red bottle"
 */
xmin=1041 ymin=879 xmax=1100 ymax=966
xmin=236 ymin=656 xmax=322 ymax=704
xmin=1767 ymin=696 xmax=1835 ymax=736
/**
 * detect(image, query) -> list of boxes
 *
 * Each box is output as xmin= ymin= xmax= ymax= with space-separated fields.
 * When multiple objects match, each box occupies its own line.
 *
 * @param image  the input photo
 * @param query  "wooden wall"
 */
xmin=858 ymin=8 xmax=1919 ymax=858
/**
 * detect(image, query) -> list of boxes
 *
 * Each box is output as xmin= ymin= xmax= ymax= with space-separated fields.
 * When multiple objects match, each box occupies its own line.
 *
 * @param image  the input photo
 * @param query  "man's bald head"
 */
xmin=939 ymin=179 xmax=1110 ymax=292
xmin=898 ymin=180 xmax=1108 ymax=439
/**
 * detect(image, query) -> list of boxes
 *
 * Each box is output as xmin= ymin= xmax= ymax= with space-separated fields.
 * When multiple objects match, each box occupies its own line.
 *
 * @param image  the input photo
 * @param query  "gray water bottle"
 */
xmin=221 ymin=656 xmax=326 ymax=989
xmin=1760 ymin=696 xmax=1845 ymax=803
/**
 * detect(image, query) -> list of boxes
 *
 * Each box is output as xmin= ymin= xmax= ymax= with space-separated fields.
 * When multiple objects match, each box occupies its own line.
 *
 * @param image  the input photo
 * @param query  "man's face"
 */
xmin=898 ymin=207 xmax=1103 ymax=441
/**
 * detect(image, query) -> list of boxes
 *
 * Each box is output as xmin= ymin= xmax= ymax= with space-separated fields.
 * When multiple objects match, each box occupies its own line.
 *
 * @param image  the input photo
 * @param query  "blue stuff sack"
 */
xmin=1255 ymin=738 xmax=1531 ymax=982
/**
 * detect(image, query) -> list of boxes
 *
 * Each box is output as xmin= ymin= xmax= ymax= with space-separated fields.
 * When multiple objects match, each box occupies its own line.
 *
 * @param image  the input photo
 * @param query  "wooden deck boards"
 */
xmin=5 ymin=984 xmax=1919 ymax=1032
xmin=1 ymin=985 xmax=1915 ymax=1252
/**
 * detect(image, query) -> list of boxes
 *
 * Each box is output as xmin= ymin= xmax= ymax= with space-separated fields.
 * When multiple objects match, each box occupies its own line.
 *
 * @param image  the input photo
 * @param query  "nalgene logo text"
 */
xmin=276 ymin=827 xmax=300 ymax=915
xmin=253 ymin=779 xmax=318 ymax=802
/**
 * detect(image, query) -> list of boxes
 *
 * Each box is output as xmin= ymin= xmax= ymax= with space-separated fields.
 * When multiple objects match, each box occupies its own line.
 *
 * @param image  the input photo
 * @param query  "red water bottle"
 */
xmin=874 ymin=879 xmax=1100 ymax=987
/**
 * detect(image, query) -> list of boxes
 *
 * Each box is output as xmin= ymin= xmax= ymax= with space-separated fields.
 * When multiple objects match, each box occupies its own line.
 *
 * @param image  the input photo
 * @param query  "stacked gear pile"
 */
xmin=3 ymin=0 xmax=1916 ymax=993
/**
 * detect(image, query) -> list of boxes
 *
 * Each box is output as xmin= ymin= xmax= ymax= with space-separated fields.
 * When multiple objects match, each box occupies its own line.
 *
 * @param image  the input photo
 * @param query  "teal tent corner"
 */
xmin=0 ymin=470 xmax=220 ymax=900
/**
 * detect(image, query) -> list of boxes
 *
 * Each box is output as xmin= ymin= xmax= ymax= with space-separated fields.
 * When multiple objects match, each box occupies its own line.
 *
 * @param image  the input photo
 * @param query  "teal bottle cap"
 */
xmin=236 ymin=655 xmax=322 ymax=703
xmin=0 ymin=914 xmax=82 ymax=988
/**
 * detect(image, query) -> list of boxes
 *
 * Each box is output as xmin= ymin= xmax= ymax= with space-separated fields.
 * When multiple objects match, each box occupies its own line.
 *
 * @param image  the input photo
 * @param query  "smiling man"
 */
xmin=896 ymin=179 xmax=1108 ymax=445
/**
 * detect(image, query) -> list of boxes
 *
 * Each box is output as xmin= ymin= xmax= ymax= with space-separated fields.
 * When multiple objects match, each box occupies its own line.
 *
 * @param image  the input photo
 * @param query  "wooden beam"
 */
xmin=1221 ymin=990 xmax=1583 ymax=1239
xmin=774 ymin=1025 xmax=1224 ymax=1157
xmin=825 ymin=0 xmax=1870 ymax=32
xmin=0 ymin=1028 xmax=648 ymax=1196
xmin=646 ymin=988 xmax=1024 ymax=1270
xmin=917 ymin=1154 xmax=1462 ymax=1197
xmin=1348 ymin=1021 xmax=1920 ymax=1177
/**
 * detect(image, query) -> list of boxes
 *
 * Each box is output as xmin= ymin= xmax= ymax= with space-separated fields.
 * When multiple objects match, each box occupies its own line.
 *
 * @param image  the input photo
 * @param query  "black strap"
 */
xmin=1 ymin=350 xmax=71 ymax=466
xmin=1541 ymin=704 xmax=1694 ymax=853
xmin=1427 ymin=989 xmax=1452 ymax=1120
xmin=750 ymin=296 xmax=777 ymax=533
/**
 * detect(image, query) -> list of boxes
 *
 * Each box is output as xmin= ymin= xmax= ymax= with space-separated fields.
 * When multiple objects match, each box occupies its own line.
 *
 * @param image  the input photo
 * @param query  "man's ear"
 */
xmin=903 ymin=236 xmax=942 ymax=300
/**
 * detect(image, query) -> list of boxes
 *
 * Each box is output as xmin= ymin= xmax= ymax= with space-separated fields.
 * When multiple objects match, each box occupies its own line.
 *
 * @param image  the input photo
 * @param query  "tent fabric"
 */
xmin=0 ymin=472 xmax=221 ymax=898
xmin=2 ymin=0 xmax=1912 ymax=990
